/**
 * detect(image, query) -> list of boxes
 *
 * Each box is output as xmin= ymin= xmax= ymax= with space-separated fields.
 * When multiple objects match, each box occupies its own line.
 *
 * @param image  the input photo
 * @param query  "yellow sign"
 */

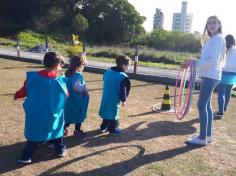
xmin=72 ymin=34 xmax=80 ymax=45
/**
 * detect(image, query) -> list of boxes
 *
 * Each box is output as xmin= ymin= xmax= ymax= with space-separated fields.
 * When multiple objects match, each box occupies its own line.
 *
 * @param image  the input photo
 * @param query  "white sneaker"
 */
xmin=187 ymin=135 xmax=208 ymax=146
xmin=190 ymin=134 xmax=212 ymax=143
xmin=207 ymin=136 xmax=212 ymax=143
xmin=58 ymin=149 xmax=67 ymax=157
xmin=17 ymin=158 xmax=32 ymax=164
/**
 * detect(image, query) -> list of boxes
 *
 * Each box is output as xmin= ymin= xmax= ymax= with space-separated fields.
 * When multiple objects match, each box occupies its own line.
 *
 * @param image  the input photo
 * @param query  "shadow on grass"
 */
xmin=0 ymin=119 xmax=198 ymax=175
xmin=131 ymin=83 xmax=156 ymax=88
xmin=85 ymin=79 xmax=103 ymax=83
xmin=0 ymin=65 xmax=43 ymax=69
xmin=40 ymin=144 xmax=200 ymax=176
xmin=154 ymin=92 xmax=200 ymax=100
xmin=0 ymin=93 xmax=14 ymax=96
xmin=88 ymin=88 xmax=102 ymax=92
xmin=0 ymin=129 xmax=104 ymax=175
xmin=0 ymin=141 xmax=65 ymax=175
xmin=128 ymin=111 xmax=160 ymax=117
xmin=83 ymin=119 xmax=198 ymax=148
xmin=88 ymin=82 xmax=157 ymax=92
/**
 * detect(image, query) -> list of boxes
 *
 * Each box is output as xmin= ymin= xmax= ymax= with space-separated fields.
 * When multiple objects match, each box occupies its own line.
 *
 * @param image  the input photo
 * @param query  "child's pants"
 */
xmin=218 ymin=84 xmax=233 ymax=114
xmin=198 ymin=78 xmax=219 ymax=140
xmin=65 ymin=123 xmax=81 ymax=131
xmin=21 ymin=137 xmax=66 ymax=160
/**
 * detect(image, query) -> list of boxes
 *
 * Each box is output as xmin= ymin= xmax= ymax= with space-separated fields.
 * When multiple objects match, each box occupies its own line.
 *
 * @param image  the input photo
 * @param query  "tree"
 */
xmin=78 ymin=0 xmax=146 ymax=43
xmin=131 ymin=29 xmax=201 ymax=53
xmin=0 ymin=0 xmax=146 ymax=45
xmin=72 ymin=13 xmax=89 ymax=40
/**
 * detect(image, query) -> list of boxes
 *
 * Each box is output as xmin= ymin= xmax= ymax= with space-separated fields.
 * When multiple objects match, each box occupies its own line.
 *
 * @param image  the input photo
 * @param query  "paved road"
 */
xmin=0 ymin=48 xmax=179 ymax=79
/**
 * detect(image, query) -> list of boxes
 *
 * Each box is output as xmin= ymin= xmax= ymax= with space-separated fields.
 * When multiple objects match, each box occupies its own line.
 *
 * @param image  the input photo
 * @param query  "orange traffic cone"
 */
xmin=161 ymin=85 xmax=171 ymax=111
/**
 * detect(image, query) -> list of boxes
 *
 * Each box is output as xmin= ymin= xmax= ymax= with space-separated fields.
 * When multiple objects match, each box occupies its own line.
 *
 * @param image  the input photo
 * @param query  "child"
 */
xmin=181 ymin=16 xmax=226 ymax=146
xmin=214 ymin=34 xmax=236 ymax=119
xmin=99 ymin=54 xmax=131 ymax=134
xmin=64 ymin=54 xmax=89 ymax=136
xmin=14 ymin=52 xmax=68 ymax=164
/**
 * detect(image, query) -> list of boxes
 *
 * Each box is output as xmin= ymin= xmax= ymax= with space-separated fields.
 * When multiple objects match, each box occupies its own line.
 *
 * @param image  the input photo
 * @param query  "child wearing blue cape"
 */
xmin=14 ymin=52 xmax=68 ymax=164
xmin=64 ymin=54 xmax=89 ymax=136
xmin=99 ymin=54 xmax=131 ymax=134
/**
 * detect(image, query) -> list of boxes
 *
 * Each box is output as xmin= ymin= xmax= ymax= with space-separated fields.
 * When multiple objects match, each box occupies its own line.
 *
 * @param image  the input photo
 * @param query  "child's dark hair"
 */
xmin=116 ymin=54 xmax=131 ymax=67
xmin=225 ymin=34 xmax=235 ymax=50
xmin=43 ymin=52 xmax=64 ymax=68
xmin=65 ymin=54 xmax=87 ymax=77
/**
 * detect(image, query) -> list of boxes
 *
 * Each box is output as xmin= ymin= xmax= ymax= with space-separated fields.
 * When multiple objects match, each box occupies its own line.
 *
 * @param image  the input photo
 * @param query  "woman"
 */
xmin=181 ymin=16 xmax=226 ymax=146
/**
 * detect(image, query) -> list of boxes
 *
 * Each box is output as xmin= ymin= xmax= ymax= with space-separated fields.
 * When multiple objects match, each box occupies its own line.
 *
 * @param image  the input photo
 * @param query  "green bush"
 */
xmin=66 ymin=45 xmax=83 ymax=57
xmin=132 ymin=29 xmax=201 ymax=53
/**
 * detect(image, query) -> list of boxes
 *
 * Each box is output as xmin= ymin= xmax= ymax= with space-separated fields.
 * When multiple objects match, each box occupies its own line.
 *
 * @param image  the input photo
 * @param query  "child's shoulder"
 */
xmin=67 ymin=72 xmax=83 ymax=82
xmin=57 ymin=75 xmax=68 ymax=83
xmin=25 ymin=71 xmax=38 ymax=79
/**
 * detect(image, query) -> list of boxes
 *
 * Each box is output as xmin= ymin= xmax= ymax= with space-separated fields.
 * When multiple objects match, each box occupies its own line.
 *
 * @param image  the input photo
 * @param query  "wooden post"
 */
xmin=134 ymin=45 xmax=139 ymax=74
xmin=83 ymin=42 xmax=86 ymax=56
xmin=45 ymin=37 xmax=49 ymax=53
xmin=16 ymin=38 xmax=20 ymax=57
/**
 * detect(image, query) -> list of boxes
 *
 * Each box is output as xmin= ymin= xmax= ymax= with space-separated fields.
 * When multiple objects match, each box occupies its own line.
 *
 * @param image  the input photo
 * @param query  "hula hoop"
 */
xmin=174 ymin=60 xmax=197 ymax=120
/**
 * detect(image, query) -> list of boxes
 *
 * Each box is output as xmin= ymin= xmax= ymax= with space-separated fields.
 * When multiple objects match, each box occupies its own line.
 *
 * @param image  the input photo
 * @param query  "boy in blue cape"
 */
xmin=99 ymin=54 xmax=131 ymax=134
xmin=14 ymin=52 xmax=68 ymax=164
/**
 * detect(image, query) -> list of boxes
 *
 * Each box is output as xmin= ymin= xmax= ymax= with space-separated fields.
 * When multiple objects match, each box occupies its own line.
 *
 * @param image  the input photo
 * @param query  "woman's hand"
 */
xmin=180 ymin=60 xmax=192 ymax=69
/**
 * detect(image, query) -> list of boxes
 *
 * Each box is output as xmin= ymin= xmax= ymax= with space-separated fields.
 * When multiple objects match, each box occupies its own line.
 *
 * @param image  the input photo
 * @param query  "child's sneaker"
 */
xmin=100 ymin=127 xmax=108 ymax=133
xmin=207 ymin=136 xmax=212 ymax=143
xmin=47 ymin=141 xmax=55 ymax=148
xmin=109 ymin=128 xmax=121 ymax=134
xmin=74 ymin=130 xmax=86 ymax=136
xmin=64 ymin=128 xmax=69 ymax=136
xmin=58 ymin=149 xmax=67 ymax=157
xmin=187 ymin=135 xmax=208 ymax=146
xmin=17 ymin=158 xmax=32 ymax=164
xmin=213 ymin=112 xmax=224 ymax=120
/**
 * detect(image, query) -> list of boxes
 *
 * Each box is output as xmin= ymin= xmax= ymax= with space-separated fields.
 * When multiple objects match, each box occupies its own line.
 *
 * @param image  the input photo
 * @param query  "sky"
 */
xmin=128 ymin=0 xmax=235 ymax=36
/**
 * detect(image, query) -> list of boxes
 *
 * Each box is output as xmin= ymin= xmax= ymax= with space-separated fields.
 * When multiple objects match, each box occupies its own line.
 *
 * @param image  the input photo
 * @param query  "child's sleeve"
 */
xmin=73 ymin=79 xmax=86 ymax=93
xmin=15 ymin=81 xmax=27 ymax=99
xmin=119 ymin=77 xmax=131 ymax=102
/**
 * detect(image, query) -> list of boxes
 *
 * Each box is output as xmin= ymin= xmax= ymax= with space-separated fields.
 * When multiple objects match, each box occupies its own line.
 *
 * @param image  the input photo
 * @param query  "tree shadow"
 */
xmin=0 ymin=141 xmax=64 ymax=175
xmin=87 ymin=83 xmax=157 ymax=93
xmin=83 ymin=118 xmax=198 ymax=148
xmin=128 ymin=111 xmax=160 ymax=117
xmin=154 ymin=92 xmax=200 ymax=100
xmin=0 ymin=66 xmax=43 ymax=69
xmin=0 ymin=93 xmax=14 ymax=96
xmin=0 ymin=118 xmax=198 ymax=175
xmin=40 ymin=144 xmax=200 ymax=176
xmin=85 ymin=79 xmax=102 ymax=83
xmin=0 ymin=129 xmax=103 ymax=175
xmin=88 ymin=88 xmax=102 ymax=92
xmin=40 ymin=144 xmax=146 ymax=176
xmin=131 ymin=83 xmax=156 ymax=88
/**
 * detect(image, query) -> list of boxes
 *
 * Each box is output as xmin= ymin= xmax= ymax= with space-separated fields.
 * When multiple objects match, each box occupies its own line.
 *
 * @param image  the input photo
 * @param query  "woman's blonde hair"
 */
xmin=201 ymin=16 xmax=222 ymax=45
xmin=201 ymin=16 xmax=226 ymax=67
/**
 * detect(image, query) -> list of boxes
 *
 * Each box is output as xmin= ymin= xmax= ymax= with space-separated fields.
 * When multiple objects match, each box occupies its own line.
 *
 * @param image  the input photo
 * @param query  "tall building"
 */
xmin=153 ymin=8 xmax=164 ymax=30
xmin=172 ymin=1 xmax=193 ymax=33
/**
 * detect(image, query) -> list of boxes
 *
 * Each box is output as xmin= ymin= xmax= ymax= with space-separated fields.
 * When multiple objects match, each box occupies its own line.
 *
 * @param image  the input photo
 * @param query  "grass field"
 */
xmin=0 ymin=58 xmax=235 ymax=176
